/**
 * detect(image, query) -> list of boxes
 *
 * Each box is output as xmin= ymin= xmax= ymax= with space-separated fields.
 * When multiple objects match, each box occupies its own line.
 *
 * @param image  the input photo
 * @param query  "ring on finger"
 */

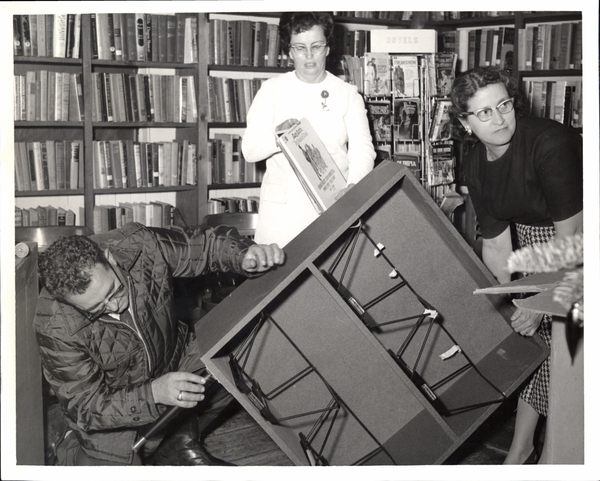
xmin=177 ymin=391 xmax=183 ymax=401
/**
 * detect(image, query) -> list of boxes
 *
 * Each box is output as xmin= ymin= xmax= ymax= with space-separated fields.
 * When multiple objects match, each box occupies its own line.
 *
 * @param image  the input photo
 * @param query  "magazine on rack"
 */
xmin=275 ymin=118 xmax=347 ymax=214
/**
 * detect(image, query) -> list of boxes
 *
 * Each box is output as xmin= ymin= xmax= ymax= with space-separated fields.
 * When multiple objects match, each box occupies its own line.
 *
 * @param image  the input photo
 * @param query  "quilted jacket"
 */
xmin=33 ymin=222 xmax=255 ymax=464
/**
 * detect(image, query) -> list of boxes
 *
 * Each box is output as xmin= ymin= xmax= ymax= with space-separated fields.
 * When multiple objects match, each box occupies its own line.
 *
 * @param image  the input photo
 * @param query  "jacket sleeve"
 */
xmin=149 ymin=224 xmax=257 ymax=278
xmin=95 ymin=222 xmax=257 ymax=279
xmin=34 ymin=302 xmax=163 ymax=431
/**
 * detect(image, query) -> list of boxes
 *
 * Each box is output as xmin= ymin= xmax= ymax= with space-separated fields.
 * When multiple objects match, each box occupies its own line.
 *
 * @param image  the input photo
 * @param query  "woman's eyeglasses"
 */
xmin=464 ymin=98 xmax=514 ymax=122
xmin=289 ymin=43 xmax=328 ymax=56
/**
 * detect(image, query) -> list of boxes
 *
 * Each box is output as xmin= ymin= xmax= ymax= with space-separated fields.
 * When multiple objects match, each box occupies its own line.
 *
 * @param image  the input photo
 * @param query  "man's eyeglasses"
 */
xmin=80 ymin=263 xmax=125 ymax=321
xmin=289 ymin=43 xmax=328 ymax=57
xmin=464 ymin=98 xmax=514 ymax=122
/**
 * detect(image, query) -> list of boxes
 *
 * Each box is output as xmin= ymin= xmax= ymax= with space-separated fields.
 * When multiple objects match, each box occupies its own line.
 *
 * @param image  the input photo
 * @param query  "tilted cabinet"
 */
xmin=195 ymin=161 xmax=548 ymax=465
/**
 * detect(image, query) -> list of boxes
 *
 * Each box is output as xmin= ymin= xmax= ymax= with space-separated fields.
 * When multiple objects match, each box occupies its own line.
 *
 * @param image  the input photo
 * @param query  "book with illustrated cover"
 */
xmin=391 ymin=55 xmax=419 ymax=98
xmin=434 ymin=52 xmax=457 ymax=96
xmin=429 ymin=158 xmax=455 ymax=186
xmin=275 ymin=117 xmax=347 ymax=214
xmin=366 ymin=100 xmax=392 ymax=142
xmin=429 ymin=99 xmax=453 ymax=141
xmin=393 ymin=99 xmax=420 ymax=140
xmin=363 ymin=52 xmax=391 ymax=97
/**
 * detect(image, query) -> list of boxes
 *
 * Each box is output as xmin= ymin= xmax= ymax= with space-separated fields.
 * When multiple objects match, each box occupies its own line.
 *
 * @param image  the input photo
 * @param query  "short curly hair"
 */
xmin=39 ymin=235 xmax=109 ymax=301
xmin=279 ymin=12 xmax=334 ymax=55
xmin=449 ymin=66 xmax=526 ymax=144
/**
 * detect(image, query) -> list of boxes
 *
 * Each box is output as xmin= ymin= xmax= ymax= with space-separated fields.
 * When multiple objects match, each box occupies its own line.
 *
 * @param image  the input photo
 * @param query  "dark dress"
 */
xmin=463 ymin=116 xmax=583 ymax=415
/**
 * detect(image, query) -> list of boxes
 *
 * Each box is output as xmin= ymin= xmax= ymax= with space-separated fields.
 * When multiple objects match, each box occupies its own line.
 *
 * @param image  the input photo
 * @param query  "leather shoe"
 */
xmin=149 ymin=434 xmax=235 ymax=466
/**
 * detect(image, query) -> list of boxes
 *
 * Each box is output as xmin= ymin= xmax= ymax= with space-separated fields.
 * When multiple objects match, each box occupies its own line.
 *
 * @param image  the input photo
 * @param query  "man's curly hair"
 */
xmin=38 ymin=235 xmax=110 ymax=301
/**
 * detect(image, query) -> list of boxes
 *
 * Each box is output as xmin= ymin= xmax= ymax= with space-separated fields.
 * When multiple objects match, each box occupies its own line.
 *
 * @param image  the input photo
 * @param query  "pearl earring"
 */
xmin=465 ymin=126 xmax=472 ymax=135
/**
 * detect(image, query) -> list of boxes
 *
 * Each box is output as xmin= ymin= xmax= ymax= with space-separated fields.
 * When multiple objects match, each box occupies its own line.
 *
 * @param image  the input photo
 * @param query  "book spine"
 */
xmin=53 ymin=14 xmax=67 ymax=58
xmin=90 ymin=13 xmax=99 ymax=59
xmin=113 ymin=13 xmax=122 ymax=60
xmin=13 ymin=15 xmax=23 ymax=56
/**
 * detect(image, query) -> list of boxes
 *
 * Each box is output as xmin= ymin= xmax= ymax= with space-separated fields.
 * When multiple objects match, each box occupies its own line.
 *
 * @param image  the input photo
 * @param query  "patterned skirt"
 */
xmin=515 ymin=223 xmax=555 ymax=417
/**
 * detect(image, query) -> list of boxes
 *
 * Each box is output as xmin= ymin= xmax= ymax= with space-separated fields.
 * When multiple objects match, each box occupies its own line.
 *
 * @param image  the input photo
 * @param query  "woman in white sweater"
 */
xmin=242 ymin=12 xmax=376 ymax=247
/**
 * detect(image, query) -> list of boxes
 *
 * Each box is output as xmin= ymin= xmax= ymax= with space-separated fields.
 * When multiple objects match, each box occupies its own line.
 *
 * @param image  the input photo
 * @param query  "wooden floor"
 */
xmin=203 ymin=392 xmax=536 ymax=466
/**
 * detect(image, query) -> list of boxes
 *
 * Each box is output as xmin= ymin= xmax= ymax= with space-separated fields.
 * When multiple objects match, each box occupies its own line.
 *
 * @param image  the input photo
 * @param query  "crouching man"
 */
xmin=34 ymin=222 xmax=284 ymax=466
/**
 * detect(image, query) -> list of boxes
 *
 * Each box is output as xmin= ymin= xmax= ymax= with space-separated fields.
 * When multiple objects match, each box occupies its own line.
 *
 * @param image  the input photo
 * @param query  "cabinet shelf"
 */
xmin=15 ymin=121 xmax=84 ymax=128
xmin=209 ymin=182 xmax=261 ymax=190
xmin=93 ymin=185 xmax=197 ymax=195
xmin=209 ymin=64 xmax=293 ymax=74
xmin=14 ymin=57 xmax=83 ymax=66
xmin=91 ymin=59 xmax=198 ymax=69
xmin=16 ymin=189 xmax=84 ymax=197
xmin=209 ymin=122 xmax=246 ymax=129
xmin=518 ymin=69 xmax=582 ymax=78
xmin=92 ymin=122 xmax=198 ymax=128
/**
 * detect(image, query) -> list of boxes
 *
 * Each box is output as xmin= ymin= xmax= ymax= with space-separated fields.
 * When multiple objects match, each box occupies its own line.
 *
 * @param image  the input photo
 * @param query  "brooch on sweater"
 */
xmin=321 ymin=90 xmax=329 ymax=111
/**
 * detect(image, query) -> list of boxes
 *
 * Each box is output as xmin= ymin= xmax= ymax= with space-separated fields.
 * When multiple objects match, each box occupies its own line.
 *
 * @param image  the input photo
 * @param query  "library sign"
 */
xmin=370 ymin=29 xmax=437 ymax=54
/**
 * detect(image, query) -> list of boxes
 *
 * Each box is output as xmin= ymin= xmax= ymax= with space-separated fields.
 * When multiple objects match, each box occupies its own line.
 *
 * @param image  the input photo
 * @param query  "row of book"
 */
xmin=523 ymin=79 xmax=582 ymax=128
xmin=14 ymin=71 xmax=84 ymax=122
xmin=207 ymin=76 xmax=267 ymax=123
xmin=13 ymin=14 xmax=81 ymax=58
xmin=208 ymin=196 xmax=260 ymax=215
xmin=93 ymin=201 xmax=174 ymax=234
xmin=429 ymin=12 xmax=516 ymax=21
xmin=93 ymin=140 xmax=197 ymax=189
xmin=439 ymin=22 xmax=582 ymax=75
xmin=344 ymin=53 xmax=456 ymax=98
xmin=15 ymin=205 xmax=78 ymax=227
xmin=14 ymin=141 xmax=82 ymax=192
xmin=209 ymin=18 xmax=286 ymax=68
xmin=91 ymin=73 xmax=198 ymax=123
xmin=332 ymin=12 xmax=413 ymax=20
xmin=439 ymin=27 xmax=515 ymax=74
xmin=90 ymin=13 xmax=198 ymax=63
xmin=208 ymin=133 xmax=265 ymax=185
xmin=518 ymin=22 xmax=582 ymax=71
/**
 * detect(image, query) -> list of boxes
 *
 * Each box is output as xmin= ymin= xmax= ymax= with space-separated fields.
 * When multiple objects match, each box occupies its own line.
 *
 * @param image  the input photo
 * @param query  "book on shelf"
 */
xmin=391 ymin=55 xmax=419 ymax=98
xmin=13 ymin=14 xmax=81 ymax=58
xmin=89 ymin=12 xmax=197 ymax=62
xmin=428 ymin=158 xmax=455 ymax=186
xmin=209 ymin=17 xmax=284 ymax=67
xmin=393 ymin=99 xmax=420 ymax=140
xmin=275 ymin=117 xmax=347 ymax=214
xmin=14 ymin=204 xmax=76 ymax=227
xmin=14 ymin=70 xmax=83 ymax=122
xmin=517 ymin=21 xmax=581 ymax=72
xmin=363 ymin=52 xmax=391 ymax=97
xmin=366 ymin=100 xmax=392 ymax=143
xmin=433 ymin=53 xmax=457 ymax=97
xmin=393 ymin=151 xmax=421 ymax=178
xmin=429 ymin=99 xmax=453 ymax=141
xmin=523 ymin=78 xmax=582 ymax=128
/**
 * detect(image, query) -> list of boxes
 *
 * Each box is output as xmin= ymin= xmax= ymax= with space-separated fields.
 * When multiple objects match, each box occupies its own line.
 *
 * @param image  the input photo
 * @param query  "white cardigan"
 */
xmin=242 ymin=71 xmax=376 ymax=246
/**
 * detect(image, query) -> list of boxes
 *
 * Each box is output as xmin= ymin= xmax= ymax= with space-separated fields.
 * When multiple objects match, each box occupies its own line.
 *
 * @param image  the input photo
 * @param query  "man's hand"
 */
xmin=242 ymin=243 xmax=285 ymax=273
xmin=151 ymin=372 xmax=208 ymax=408
xmin=510 ymin=307 xmax=543 ymax=337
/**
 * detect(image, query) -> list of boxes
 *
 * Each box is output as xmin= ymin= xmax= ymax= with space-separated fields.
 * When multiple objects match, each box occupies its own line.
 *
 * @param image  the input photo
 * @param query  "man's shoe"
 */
xmin=149 ymin=434 xmax=235 ymax=466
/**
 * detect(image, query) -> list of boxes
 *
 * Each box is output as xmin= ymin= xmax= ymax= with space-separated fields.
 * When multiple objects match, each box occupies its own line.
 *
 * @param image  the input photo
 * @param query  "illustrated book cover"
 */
xmin=275 ymin=117 xmax=347 ymax=214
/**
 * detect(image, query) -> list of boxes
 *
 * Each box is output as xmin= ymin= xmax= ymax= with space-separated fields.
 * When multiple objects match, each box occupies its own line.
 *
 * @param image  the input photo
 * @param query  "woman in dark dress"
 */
xmin=449 ymin=67 xmax=583 ymax=464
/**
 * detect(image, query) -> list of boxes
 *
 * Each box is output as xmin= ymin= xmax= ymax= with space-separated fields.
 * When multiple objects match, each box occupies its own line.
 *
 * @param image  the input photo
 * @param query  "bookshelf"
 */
xmin=14 ymin=13 xmax=205 ymax=232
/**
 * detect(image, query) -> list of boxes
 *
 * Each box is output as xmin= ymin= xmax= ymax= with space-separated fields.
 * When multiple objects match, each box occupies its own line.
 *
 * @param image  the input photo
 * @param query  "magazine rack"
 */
xmin=196 ymin=161 xmax=548 ymax=465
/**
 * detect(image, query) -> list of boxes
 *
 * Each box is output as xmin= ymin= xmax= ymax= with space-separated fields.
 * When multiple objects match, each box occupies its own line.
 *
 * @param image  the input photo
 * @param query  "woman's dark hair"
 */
xmin=449 ymin=66 xmax=526 ymax=143
xmin=279 ymin=12 xmax=334 ymax=54
xmin=39 ymin=235 xmax=110 ymax=301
